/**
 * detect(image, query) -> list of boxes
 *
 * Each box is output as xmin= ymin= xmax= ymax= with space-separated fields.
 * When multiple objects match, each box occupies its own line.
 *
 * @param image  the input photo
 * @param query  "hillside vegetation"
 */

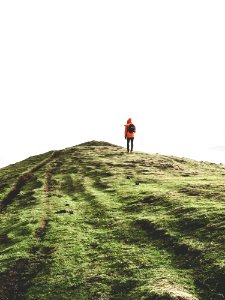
xmin=0 ymin=141 xmax=225 ymax=300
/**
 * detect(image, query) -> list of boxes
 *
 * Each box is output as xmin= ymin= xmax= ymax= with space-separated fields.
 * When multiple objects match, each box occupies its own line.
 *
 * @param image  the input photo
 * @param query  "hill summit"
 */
xmin=0 ymin=141 xmax=225 ymax=299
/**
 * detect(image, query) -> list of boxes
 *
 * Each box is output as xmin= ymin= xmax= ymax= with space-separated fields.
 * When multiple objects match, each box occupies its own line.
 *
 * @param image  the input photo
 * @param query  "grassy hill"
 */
xmin=0 ymin=141 xmax=225 ymax=300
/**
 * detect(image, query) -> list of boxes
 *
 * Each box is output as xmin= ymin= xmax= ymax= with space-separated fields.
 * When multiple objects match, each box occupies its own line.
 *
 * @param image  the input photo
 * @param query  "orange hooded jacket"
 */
xmin=124 ymin=118 xmax=136 ymax=138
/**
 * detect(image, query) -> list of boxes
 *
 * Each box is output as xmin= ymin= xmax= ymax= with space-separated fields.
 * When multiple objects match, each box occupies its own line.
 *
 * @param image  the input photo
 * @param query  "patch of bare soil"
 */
xmin=154 ymin=279 xmax=199 ymax=299
xmin=35 ymin=220 xmax=48 ymax=239
xmin=0 ymin=259 xmax=31 ymax=300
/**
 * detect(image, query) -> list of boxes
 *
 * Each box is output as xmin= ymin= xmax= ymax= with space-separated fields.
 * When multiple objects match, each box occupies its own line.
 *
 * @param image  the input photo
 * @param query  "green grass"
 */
xmin=0 ymin=141 xmax=225 ymax=299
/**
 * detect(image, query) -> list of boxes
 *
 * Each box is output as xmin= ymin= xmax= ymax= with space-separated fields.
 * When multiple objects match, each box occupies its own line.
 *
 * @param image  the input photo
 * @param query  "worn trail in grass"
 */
xmin=1 ymin=141 xmax=225 ymax=299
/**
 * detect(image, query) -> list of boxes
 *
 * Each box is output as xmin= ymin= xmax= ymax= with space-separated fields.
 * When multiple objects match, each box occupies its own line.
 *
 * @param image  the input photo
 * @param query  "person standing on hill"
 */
xmin=124 ymin=118 xmax=136 ymax=153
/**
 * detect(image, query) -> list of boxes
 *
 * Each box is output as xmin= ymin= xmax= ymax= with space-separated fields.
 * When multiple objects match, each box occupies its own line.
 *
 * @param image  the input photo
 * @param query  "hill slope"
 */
xmin=0 ymin=141 xmax=225 ymax=300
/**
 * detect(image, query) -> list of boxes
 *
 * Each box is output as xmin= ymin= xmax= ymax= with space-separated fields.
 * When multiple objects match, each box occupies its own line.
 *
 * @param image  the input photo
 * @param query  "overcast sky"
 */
xmin=1 ymin=1 xmax=225 ymax=168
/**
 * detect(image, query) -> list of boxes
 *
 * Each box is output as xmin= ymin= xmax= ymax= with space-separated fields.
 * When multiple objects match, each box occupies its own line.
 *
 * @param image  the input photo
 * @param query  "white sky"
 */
xmin=1 ymin=1 xmax=225 ymax=168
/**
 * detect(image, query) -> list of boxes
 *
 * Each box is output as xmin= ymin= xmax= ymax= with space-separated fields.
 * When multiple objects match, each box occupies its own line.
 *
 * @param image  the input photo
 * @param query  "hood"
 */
xmin=127 ymin=118 xmax=132 ymax=124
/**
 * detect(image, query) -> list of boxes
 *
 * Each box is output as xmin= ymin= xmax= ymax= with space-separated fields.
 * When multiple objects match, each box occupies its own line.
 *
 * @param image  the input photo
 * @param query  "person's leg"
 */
xmin=127 ymin=138 xmax=130 ymax=152
xmin=130 ymin=138 xmax=134 ymax=152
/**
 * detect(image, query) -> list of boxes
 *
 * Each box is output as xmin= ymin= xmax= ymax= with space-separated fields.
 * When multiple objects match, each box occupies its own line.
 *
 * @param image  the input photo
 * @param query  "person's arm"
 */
xmin=124 ymin=125 xmax=127 ymax=139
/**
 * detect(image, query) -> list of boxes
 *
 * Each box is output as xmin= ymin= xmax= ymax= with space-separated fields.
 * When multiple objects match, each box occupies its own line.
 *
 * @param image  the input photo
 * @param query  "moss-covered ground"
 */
xmin=0 ymin=141 xmax=225 ymax=299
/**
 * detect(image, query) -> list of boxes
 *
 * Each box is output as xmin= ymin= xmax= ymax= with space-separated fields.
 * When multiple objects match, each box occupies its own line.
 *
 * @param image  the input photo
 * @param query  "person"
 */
xmin=124 ymin=118 xmax=136 ymax=153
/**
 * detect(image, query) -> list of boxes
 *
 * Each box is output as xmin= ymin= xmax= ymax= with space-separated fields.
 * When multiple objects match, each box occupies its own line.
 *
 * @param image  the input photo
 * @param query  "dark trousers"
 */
xmin=127 ymin=138 xmax=134 ymax=152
